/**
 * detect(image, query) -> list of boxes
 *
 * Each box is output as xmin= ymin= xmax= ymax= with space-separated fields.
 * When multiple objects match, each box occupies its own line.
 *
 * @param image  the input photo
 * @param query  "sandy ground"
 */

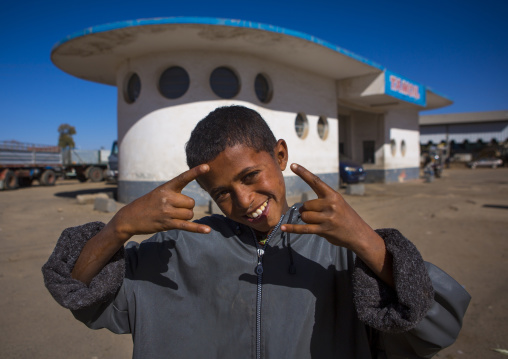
xmin=0 ymin=167 xmax=507 ymax=358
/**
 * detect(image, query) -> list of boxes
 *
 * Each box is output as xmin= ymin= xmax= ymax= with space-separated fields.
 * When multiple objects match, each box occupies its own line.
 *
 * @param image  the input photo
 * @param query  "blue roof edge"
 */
xmin=52 ymin=17 xmax=450 ymax=107
xmin=51 ymin=16 xmax=385 ymax=71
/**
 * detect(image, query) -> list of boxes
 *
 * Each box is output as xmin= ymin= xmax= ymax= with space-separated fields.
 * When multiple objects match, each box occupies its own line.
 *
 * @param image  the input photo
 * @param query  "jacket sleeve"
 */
xmin=353 ymin=228 xmax=470 ymax=358
xmin=41 ymin=222 xmax=131 ymax=334
xmin=376 ymin=262 xmax=471 ymax=358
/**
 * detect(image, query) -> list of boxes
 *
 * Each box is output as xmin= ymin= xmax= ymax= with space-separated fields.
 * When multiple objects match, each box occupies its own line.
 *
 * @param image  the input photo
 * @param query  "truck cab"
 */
xmin=106 ymin=140 xmax=118 ymax=183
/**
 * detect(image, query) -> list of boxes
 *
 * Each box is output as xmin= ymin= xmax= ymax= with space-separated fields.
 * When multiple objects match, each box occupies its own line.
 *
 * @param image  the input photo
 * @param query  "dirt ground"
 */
xmin=0 ymin=167 xmax=507 ymax=358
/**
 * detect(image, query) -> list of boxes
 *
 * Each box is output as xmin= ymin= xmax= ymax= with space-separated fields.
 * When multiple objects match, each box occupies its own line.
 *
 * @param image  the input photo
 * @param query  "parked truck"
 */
xmin=62 ymin=148 xmax=111 ymax=183
xmin=0 ymin=140 xmax=112 ymax=190
xmin=0 ymin=141 xmax=63 ymax=190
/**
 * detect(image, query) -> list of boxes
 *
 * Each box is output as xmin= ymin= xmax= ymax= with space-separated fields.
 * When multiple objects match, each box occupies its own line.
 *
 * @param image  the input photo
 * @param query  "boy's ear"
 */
xmin=274 ymin=139 xmax=288 ymax=171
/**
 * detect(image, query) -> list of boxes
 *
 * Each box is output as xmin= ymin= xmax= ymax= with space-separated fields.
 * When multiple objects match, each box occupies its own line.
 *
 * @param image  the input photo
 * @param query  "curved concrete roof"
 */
xmin=51 ymin=17 xmax=385 ymax=85
xmin=51 ymin=17 xmax=452 ymax=109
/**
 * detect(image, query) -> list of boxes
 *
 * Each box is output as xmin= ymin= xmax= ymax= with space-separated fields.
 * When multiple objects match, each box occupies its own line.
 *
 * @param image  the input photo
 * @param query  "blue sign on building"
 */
xmin=385 ymin=70 xmax=426 ymax=107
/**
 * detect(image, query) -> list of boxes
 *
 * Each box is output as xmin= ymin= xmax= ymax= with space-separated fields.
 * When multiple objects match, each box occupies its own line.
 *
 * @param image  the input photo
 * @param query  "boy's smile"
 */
xmin=199 ymin=141 xmax=289 ymax=234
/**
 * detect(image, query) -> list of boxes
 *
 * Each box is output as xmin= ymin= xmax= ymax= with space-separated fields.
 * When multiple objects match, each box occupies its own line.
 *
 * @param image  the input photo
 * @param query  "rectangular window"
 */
xmin=363 ymin=141 xmax=375 ymax=164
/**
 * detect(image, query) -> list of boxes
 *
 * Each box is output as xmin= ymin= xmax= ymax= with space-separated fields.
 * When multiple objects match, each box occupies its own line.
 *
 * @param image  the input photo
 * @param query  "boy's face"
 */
xmin=199 ymin=141 xmax=289 ymax=234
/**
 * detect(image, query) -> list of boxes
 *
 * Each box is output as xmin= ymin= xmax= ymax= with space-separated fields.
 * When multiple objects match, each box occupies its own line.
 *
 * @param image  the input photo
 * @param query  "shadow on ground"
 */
xmin=482 ymin=204 xmax=508 ymax=210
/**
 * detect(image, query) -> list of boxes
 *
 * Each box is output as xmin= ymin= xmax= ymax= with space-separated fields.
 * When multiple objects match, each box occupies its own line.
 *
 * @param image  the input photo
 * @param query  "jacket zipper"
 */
xmin=251 ymin=215 xmax=285 ymax=359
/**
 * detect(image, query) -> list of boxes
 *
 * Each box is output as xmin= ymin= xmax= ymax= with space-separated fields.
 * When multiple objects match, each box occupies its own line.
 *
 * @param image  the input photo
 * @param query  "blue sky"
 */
xmin=1 ymin=0 xmax=507 ymax=149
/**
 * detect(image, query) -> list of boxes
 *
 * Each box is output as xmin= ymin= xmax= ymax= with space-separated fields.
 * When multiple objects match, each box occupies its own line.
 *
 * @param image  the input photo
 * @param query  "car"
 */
xmin=339 ymin=155 xmax=366 ymax=184
xmin=466 ymin=157 xmax=503 ymax=169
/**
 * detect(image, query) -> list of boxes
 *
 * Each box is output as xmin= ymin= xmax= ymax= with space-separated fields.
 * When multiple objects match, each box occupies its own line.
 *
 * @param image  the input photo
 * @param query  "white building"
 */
xmin=51 ymin=17 xmax=452 ymax=203
xmin=420 ymin=110 xmax=508 ymax=145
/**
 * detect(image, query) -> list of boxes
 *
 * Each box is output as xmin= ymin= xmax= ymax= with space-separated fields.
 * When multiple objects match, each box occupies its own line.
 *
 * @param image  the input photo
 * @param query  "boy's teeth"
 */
xmin=247 ymin=200 xmax=268 ymax=218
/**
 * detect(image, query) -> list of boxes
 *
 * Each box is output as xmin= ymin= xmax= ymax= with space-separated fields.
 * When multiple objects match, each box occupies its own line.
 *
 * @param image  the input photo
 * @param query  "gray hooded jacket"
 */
xmin=42 ymin=205 xmax=469 ymax=359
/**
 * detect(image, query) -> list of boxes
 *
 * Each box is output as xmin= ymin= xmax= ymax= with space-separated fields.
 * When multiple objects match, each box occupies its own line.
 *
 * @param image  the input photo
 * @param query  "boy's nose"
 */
xmin=233 ymin=186 xmax=253 ymax=212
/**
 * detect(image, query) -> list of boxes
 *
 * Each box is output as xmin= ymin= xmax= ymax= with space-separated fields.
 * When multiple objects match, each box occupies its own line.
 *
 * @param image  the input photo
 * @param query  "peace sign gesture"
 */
xmin=281 ymin=163 xmax=393 ymax=285
xmin=112 ymin=164 xmax=212 ymax=241
xmin=281 ymin=163 xmax=376 ymax=251
xmin=72 ymin=164 xmax=212 ymax=285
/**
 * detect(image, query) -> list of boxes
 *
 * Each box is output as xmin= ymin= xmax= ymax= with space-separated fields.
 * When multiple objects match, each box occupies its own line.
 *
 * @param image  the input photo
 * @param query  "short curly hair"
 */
xmin=186 ymin=105 xmax=277 ymax=168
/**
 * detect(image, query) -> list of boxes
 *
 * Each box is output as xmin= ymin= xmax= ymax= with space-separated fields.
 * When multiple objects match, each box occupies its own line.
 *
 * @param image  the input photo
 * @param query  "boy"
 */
xmin=43 ymin=106 xmax=468 ymax=358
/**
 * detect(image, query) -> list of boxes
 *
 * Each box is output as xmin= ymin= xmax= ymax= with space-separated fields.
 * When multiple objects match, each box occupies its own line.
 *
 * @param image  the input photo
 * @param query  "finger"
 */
xmin=171 ymin=219 xmax=211 ymax=234
xmin=299 ymin=197 xmax=345 ymax=216
xmin=167 ymin=164 xmax=210 ymax=192
xmin=298 ymin=210 xmax=328 ymax=225
xmin=290 ymin=163 xmax=333 ymax=198
xmin=164 ymin=192 xmax=196 ymax=210
xmin=166 ymin=207 xmax=195 ymax=221
xmin=299 ymin=198 xmax=328 ymax=213
xmin=281 ymin=223 xmax=322 ymax=235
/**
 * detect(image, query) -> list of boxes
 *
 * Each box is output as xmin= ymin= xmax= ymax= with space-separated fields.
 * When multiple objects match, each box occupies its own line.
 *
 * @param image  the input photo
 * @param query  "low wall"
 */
xmin=365 ymin=167 xmax=420 ymax=183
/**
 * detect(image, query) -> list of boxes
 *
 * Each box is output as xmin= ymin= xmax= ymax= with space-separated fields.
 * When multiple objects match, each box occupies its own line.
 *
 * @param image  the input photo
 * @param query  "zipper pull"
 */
xmin=255 ymin=264 xmax=264 ymax=275
xmin=255 ymin=248 xmax=264 ymax=275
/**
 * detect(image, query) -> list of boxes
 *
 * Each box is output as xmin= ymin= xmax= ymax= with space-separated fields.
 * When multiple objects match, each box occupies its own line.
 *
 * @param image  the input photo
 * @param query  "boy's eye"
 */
xmin=243 ymin=171 xmax=260 ymax=183
xmin=214 ymin=190 xmax=230 ymax=202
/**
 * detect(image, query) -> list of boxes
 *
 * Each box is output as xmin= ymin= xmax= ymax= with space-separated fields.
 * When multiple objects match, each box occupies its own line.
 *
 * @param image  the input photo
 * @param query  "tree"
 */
xmin=58 ymin=124 xmax=76 ymax=149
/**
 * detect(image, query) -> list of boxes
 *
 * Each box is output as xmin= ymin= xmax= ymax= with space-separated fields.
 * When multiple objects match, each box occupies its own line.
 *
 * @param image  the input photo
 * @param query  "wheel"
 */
xmin=40 ymin=169 xmax=57 ymax=186
xmin=3 ymin=170 xmax=19 ymax=190
xmin=88 ymin=166 xmax=104 ymax=182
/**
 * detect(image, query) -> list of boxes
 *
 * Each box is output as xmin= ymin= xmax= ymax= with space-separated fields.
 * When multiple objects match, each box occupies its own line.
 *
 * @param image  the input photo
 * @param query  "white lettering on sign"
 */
xmin=389 ymin=75 xmax=421 ymax=100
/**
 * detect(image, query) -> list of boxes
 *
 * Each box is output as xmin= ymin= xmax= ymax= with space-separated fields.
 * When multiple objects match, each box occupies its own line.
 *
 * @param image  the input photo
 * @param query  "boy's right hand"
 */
xmin=110 ymin=164 xmax=212 ymax=243
xmin=72 ymin=165 xmax=212 ymax=285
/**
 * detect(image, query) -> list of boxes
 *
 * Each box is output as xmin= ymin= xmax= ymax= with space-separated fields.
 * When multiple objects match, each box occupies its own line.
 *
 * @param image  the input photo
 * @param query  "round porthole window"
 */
xmin=401 ymin=140 xmax=407 ymax=157
xmin=317 ymin=116 xmax=329 ymax=140
xmin=390 ymin=139 xmax=397 ymax=156
xmin=124 ymin=73 xmax=141 ymax=104
xmin=210 ymin=67 xmax=240 ymax=99
xmin=159 ymin=66 xmax=190 ymax=99
xmin=295 ymin=113 xmax=309 ymax=139
xmin=254 ymin=73 xmax=272 ymax=103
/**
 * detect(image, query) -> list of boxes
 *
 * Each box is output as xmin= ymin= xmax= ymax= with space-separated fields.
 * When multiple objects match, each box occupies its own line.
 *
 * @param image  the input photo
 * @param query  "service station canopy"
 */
xmin=51 ymin=17 xmax=452 ymax=111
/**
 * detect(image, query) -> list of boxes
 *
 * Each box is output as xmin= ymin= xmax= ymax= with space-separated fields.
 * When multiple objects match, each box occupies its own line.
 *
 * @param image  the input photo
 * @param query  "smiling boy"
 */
xmin=43 ymin=105 xmax=468 ymax=358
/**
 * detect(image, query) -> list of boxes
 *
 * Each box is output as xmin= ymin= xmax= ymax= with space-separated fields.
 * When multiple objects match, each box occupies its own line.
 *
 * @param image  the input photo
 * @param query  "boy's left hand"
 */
xmin=281 ymin=164 xmax=393 ymax=286
xmin=281 ymin=163 xmax=377 ymax=252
